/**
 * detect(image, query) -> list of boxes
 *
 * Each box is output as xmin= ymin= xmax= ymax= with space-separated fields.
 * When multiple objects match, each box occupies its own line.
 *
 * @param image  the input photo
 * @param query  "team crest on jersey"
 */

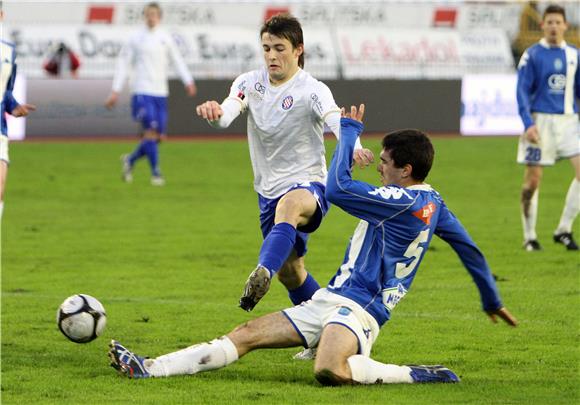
xmin=554 ymin=58 xmax=563 ymax=71
xmin=282 ymin=95 xmax=294 ymax=110
xmin=413 ymin=202 xmax=436 ymax=225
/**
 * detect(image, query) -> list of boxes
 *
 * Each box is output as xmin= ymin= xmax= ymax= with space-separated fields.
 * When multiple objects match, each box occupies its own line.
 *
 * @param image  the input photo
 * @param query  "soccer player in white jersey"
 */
xmin=109 ymin=104 xmax=518 ymax=384
xmin=0 ymin=2 xmax=36 ymax=219
xmin=105 ymin=2 xmax=196 ymax=186
xmin=516 ymin=4 xmax=580 ymax=251
xmin=196 ymin=14 xmax=374 ymax=311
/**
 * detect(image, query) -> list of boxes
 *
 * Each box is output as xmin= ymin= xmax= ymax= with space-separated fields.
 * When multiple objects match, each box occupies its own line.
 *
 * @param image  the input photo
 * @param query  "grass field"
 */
xmin=2 ymin=136 xmax=579 ymax=404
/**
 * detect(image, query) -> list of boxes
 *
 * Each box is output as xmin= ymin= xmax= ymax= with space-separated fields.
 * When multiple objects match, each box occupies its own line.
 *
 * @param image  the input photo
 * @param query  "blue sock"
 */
xmin=128 ymin=141 xmax=147 ymax=166
xmin=258 ymin=222 xmax=296 ymax=276
xmin=288 ymin=273 xmax=320 ymax=305
xmin=142 ymin=139 xmax=160 ymax=176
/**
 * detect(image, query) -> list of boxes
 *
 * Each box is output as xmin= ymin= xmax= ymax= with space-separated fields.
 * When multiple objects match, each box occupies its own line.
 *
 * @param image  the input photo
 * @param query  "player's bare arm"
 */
xmin=196 ymin=100 xmax=223 ymax=121
xmin=524 ymin=125 xmax=540 ymax=144
xmin=340 ymin=104 xmax=374 ymax=168
xmin=104 ymin=92 xmax=119 ymax=110
xmin=186 ymin=83 xmax=197 ymax=97
xmin=11 ymin=103 xmax=37 ymax=117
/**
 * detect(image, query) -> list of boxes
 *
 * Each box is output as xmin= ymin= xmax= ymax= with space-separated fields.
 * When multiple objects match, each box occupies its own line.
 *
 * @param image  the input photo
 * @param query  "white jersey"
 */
xmin=226 ymin=68 xmax=340 ymax=198
xmin=111 ymin=27 xmax=193 ymax=97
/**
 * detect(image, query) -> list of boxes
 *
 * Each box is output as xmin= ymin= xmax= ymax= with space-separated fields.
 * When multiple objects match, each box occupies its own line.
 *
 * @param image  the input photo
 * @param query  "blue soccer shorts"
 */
xmin=258 ymin=181 xmax=330 ymax=258
xmin=131 ymin=94 xmax=168 ymax=134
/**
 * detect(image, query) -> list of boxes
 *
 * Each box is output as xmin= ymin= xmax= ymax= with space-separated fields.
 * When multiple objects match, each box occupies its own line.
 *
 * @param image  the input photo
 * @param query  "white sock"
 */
xmin=144 ymin=336 xmax=239 ymax=377
xmin=555 ymin=179 xmax=580 ymax=234
xmin=347 ymin=355 xmax=413 ymax=384
xmin=521 ymin=188 xmax=539 ymax=241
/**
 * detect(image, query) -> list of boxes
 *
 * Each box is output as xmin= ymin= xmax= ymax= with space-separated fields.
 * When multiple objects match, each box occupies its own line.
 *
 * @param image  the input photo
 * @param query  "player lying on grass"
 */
xmin=109 ymin=105 xmax=518 ymax=385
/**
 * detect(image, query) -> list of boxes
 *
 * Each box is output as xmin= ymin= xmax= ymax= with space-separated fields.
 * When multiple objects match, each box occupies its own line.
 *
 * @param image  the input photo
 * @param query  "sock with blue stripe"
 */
xmin=288 ymin=272 xmax=320 ymax=305
xmin=142 ymin=139 xmax=161 ymax=176
xmin=258 ymin=222 xmax=296 ymax=276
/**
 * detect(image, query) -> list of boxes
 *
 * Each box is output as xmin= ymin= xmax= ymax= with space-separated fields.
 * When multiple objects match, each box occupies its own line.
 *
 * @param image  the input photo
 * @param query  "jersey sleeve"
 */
xmin=516 ymin=49 xmax=536 ymax=130
xmin=208 ymin=73 xmax=248 ymax=129
xmin=309 ymin=81 xmax=340 ymax=121
xmin=434 ymin=201 xmax=503 ymax=312
xmin=111 ymin=38 xmax=135 ymax=93
xmin=326 ymin=118 xmax=417 ymax=225
xmin=3 ymin=63 xmax=19 ymax=114
xmin=166 ymin=32 xmax=194 ymax=86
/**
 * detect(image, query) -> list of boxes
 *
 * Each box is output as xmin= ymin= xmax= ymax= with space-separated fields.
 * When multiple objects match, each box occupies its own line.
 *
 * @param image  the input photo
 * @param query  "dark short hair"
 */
xmin=260 ymin=13 xmax=304 ymax=68
xmin=144 ymin=2 xmax=162 ymax=16
xmin=382 ymin=129 xmax=434 ymax=182
xmin=543 ymin=4 xmax=566 ymax=22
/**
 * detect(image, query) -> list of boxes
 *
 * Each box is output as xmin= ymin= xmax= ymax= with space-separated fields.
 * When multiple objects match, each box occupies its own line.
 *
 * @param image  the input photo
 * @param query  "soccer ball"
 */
xmin=57 ymin=294 xmax=107 ymax=343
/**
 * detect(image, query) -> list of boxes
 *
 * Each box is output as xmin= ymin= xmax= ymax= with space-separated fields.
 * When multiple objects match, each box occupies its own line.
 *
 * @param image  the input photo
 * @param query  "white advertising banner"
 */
xmin=460 ymin=74 xmax=523 ymax=136
xmin=4 ymin=24 xmax=341 ymax=80
xmin=336 ymin=28 xmax=514 ymax=79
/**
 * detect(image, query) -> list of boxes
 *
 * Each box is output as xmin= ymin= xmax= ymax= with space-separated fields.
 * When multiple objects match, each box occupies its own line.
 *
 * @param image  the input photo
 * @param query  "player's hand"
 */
xmin=186 ymin=83 xmax=197 ymax=97
xmin=353 ymin=148 xmax=375 ymax=169
xmin=524 ymin=125 xmax=540 ymax=144
xmin=196 ymin=100 xmax=223 ymax=121
xmin=11 ymin=103 xmax=36 ymax=117
xmin=104 ymin=92 xmax=119 ymax=110
xmin=341 ymin=104 xmax=365 ymax=123
xmin=486 ymin=307 xmax=518 ymax=327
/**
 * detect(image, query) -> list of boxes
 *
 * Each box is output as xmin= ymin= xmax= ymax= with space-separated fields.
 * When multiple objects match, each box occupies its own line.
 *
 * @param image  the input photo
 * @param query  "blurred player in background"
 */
xmin=516 ymin=4 xmax=580 ymax=251
xmin=0 ymin=2 xmax=36 ymax=219
xmin=109 ymin=104 xmax=517 ymax=384
xmin=105 ymin=2 xmax=196 ymax=186
xmin=196 ymin=14 xmax=374 ymax=312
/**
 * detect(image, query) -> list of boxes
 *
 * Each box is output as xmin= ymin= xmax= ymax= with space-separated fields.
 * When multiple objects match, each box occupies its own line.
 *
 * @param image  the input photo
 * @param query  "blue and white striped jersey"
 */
xmin=0 ymin=39 xmax=19 ymax=136
xmin=325 ymin=119 xmax=502 ymax=327
xmin=517 ymin=39 xmax=580 ymax=130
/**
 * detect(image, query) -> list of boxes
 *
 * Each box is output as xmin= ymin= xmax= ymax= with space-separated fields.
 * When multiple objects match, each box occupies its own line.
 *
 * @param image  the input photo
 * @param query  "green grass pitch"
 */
xmin=2 ymin=136 xmax=578 ymax=404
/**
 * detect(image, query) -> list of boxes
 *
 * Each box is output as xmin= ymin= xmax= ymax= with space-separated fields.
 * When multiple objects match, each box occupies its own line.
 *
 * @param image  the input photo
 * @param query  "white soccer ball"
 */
xmin=57 ymin=294 xmax=107 ymax=343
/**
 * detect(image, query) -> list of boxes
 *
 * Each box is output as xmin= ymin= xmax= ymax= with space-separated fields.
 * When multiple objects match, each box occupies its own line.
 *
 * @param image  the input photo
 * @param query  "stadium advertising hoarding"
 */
xmin=337 ymin=28 xmax=514 ymax=79
xmin=460 ymin=74 xmax=523 ymax=136
xmin=4 ymin=25 xmax=339 ymax=80
xmin=6 ymin=23 xmax=512 ymax=80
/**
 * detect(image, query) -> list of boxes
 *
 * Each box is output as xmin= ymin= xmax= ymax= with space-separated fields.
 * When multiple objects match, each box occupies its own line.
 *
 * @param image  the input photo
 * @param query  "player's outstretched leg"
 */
xmin=239 ymin=265 xmax=271 ymax=311
xmin=109 ymin=340 xmax=151 ymax=379
xmin=553 ymin=177 xmax=580 ymax=251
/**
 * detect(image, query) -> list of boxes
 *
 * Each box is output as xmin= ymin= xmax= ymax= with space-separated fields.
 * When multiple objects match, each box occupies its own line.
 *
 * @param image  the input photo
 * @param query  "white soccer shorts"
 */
xmin=517 ymin=113 xmax=580 ymax=166
xmin=282 ymin=289 xmax=380 ymax=357
xmin=0 ymin=136 xmax=9 ymax=164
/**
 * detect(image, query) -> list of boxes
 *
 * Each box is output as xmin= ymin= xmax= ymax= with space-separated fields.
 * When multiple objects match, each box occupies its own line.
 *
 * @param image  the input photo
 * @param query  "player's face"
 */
xmin=541 ymin=13 xmax=567 ymax=45
xmin=144 ymin=7 xmax=161 ymax=29
xmin=261 ymin=33 xmax=303 ymax=85
xmin=378 ymin=149 xmax=405 ymax=186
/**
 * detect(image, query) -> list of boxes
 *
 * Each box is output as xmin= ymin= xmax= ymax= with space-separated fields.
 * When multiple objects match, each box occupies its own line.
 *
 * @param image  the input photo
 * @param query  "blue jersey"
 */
xmin=325 ymin=118 xmax=502 ymax=327
xmin=0 ymin=40 xmax=20 ymax=136
xmin=517 ymin=39 xmax=580 ymax=130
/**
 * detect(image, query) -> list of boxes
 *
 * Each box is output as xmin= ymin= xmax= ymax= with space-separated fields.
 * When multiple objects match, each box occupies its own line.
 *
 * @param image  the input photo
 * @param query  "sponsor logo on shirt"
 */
xmin=413 ymin=202 xmax=436 ymax=225
xmin=382 ymin=283 xmax=408 ymax=312
xmin=254 ymin=82 xmax=266 ymax=94
xmin=282 ymin=95 xmax=294 ymax=110
xmin=548 ymin=74 xmax=566 ymax=91
xmin=310 ymin=93 xmax=324 ymax=115
xmin=368 ymin=186 xmax=412 ymax=200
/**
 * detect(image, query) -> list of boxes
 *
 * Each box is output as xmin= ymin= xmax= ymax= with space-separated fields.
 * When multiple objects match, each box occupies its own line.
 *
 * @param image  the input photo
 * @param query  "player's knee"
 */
xmin=230 ymin=321 xmax=260 ymax=346
xmin=275 ymin=196 xmax=302 ymax=222
xmin=314 ymin=367 xmax=351 ymax=386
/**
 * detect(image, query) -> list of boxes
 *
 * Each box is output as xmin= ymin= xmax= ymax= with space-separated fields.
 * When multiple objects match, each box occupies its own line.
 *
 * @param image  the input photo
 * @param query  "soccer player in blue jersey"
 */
xmin=196 ymin=14 xmax=373 ymax=312
xmin=109 ymin=104 xmax=517 ymax=384
xmin=516 ymin=4 xmax=580 ymax=251
xmin=0 ymin=2 xmax=36 ymax=219
xmin=105 ymin=2 xmax=196 ymax=186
